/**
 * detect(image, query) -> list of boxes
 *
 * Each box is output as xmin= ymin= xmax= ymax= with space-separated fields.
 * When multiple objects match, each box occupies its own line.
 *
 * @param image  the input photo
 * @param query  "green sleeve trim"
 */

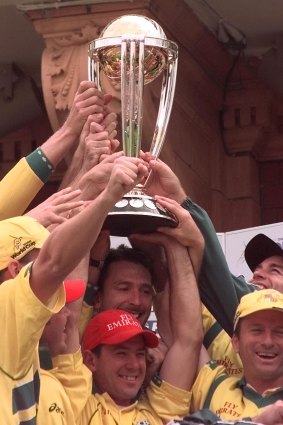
xmin=181 ymin=197 xmax=193 ymax=209
xmin=26 ymin=148 xmax=54 ymax=183
xmin=207 ymin=360 xmax=218 ymax=370
xmin=181 ymin=197 xmax=251 ymax=337
xmin=203 ymin=321 xmax=223 ymax=349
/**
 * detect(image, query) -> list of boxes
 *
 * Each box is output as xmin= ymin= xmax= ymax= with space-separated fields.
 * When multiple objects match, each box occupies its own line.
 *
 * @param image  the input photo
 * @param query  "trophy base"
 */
xmin=103 ymin=193 xmax=177 ymax=236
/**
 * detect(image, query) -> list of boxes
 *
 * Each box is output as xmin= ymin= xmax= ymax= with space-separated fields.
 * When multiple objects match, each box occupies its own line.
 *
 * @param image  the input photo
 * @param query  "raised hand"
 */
xmin=154 ymin=195 xmax=205 ymax=276
xmin=105 ymin=156 xmax=149 ymax=203
xmin=25 ymin=187 xmax=84 ymax=228
xmin=155 ymin=195 xmax=204 ymax=250
xmin=62 ymin=81 xmax=105 ymax=138
xmin=141 ymin=153 xmax=186 ymax=203
xmin=78 ymin=151 xmax=124 ymax=200
xmin=82 ymin=113 xmax=119 ymax=170
xmin=129 ymin=232 xmax=169 ymax=293
xmin=62 ymin=110 xmax=120 ymax=190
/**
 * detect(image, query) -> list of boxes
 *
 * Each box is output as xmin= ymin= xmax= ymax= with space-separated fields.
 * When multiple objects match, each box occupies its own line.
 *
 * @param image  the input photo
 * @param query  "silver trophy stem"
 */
xmin=121 ymin=37 xmax=145 ymax=157
xmin=137 ymin=39 xmax=144 ymax=155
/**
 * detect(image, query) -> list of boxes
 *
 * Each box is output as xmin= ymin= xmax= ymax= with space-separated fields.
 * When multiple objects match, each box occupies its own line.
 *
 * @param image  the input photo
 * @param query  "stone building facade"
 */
xmin=1 ymin=0 xmax=283 ymax=231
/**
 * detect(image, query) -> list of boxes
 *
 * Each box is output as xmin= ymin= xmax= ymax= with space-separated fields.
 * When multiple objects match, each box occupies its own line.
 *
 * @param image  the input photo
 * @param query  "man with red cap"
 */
xmin=79 ymin=216 xmax=204 ymax=425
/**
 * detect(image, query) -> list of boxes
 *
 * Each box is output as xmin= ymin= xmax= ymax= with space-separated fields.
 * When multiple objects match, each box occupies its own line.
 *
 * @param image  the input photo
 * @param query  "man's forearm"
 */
xmin=182 ymin=198 xmax=254 ymax=336
xmin=160 ymin=242 xmax=203 ymax=390
xmin=31 ymin=189 xmax=116 ymax=303
xmin=167 ymin=244 xmax=203 ymax=344
xmin=40 ymin=126 xmax=78 ymax=168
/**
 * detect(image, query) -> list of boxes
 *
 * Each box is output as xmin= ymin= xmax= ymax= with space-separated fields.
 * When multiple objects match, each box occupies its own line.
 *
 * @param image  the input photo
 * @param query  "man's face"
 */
xmin=249 ymin=255 xmax=283 ymax=292
xmin=232 ymin=310 xmax=283 ymax=389
xmin=93 ymin=335 xmax=146 ymax=406
xmin=95 ymin=260 xmax=154 ymax=326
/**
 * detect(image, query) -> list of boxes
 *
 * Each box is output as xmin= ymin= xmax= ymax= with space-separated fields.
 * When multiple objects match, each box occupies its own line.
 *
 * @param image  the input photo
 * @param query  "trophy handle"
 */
xmin=149 ymin=58 xmax=178 ymax=158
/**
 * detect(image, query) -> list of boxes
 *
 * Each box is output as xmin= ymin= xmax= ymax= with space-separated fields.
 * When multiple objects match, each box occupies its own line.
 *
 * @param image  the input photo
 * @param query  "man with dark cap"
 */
xmin=244 ymin=233 xmax=283 ymax=292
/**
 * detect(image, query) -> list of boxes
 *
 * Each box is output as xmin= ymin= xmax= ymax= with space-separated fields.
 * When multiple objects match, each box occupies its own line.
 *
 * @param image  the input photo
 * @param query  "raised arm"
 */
xmin=60 ymin=99 xmax=119 ymax=189
xmin=25 ymin=187 xmax=84 ymax=229
xmin=159 ymin=234 xmax=203 ymax=390
xmin=40 ymin=81 xmax=105 ymax=167
xmin=154 ymin=195 xmax=205 ymax=277
xmin=143 ymin=155 xmax=254 ymax=336
xmin=30 ymin=156 xmax=148 ymax=304
xmin=0 ymin=81 xmax=104 ymax=220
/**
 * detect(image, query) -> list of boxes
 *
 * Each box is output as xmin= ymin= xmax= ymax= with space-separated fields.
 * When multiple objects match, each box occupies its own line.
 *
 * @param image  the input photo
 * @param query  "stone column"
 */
xmin=25 ymin=1 xmax=149 ymax=131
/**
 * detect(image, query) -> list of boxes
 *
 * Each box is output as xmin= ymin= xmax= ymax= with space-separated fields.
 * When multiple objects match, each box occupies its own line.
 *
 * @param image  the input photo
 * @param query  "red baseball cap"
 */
xmin=64 ymin=280 xmax=85 ymax=304
xmin=82 ymin=309 xmax=158 ymax=351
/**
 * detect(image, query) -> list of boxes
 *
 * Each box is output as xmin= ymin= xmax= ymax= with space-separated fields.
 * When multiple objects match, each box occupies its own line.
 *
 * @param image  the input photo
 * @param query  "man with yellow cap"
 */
xmin=190 ymin=288 xmax=283 ymax=424
xmin=0 ymin=154 xmax=148 ymax=425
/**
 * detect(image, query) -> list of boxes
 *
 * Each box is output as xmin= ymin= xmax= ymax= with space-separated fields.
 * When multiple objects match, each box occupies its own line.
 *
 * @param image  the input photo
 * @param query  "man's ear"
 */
xmin=6 ymin=259 xmax=22 ymax=278
xmin=83 ymin=349 xmax=97 ymax=373
xmin=231 ymin=334 xmax=240 ymax=354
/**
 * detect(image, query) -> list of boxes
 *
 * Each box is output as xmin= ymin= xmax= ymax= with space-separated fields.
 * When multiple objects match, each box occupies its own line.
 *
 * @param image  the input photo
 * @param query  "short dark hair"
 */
xmin=97 ymin=244 xmax=154 ymax=292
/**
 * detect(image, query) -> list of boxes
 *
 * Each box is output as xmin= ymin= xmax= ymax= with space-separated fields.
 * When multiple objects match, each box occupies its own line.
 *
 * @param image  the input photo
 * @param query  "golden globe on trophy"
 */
xmin=88 ymin=15 xmax=178 ymax=236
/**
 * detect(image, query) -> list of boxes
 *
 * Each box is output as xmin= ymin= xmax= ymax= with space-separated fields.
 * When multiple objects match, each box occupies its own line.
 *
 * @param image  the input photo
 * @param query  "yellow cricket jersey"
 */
xmin=78 ymin=378 xmax=191 ymax=425
xmin=0 ymin=264 xmax=65 ymax=424
xmin=38 ymin=350 xmax=92 ymax=425
xmin=191 ymin=361 xmax=283 ymax=420
xmin=202 ymin=305 xmax=243 ymax=377
xmin=79 ymin=301 xmax=93 ymax=340
xmin=0 ymin=148 xmax=54 ymax=220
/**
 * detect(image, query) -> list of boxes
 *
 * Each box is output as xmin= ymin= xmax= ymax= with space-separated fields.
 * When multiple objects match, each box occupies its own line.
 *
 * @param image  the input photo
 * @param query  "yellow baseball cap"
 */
xmin=233 ymin=289 xmax=283 ymax=330
xmin=0 ymin=216 xmax=49 ymax=270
